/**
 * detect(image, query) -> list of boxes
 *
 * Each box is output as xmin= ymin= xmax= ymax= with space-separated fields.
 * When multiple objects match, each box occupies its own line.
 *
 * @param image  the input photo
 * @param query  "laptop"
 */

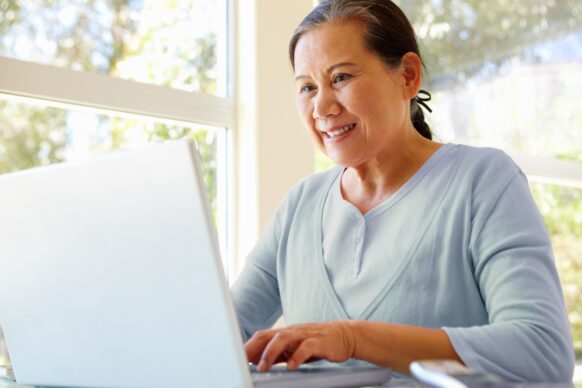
xmin=0 ymin=139 xmax=391 ymax=387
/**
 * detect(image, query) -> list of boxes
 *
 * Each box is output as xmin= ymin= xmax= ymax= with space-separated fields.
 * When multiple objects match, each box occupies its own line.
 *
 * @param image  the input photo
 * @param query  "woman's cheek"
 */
xmin=296 ymin=97 xmax=310 ymax=121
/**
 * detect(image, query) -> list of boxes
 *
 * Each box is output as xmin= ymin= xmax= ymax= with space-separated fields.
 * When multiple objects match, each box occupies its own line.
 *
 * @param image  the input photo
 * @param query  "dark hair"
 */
xmin=289 ymin=0 xmax=432 ymax=140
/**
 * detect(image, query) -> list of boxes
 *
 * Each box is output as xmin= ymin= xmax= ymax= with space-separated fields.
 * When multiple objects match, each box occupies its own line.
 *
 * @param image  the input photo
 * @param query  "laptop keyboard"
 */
xmin=249 ymin=364 xmax=337 ymax=381
xmin=249 ymin=363 xmax=392 ymax=387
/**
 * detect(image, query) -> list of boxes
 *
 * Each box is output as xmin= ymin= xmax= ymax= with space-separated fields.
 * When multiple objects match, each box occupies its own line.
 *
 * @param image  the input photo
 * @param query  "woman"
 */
xmin=232 ymin=0 xmax=574 ymax=382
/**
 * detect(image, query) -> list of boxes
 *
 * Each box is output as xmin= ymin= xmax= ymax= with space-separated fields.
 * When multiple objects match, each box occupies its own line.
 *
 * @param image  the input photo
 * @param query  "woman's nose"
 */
xmin=313 ymin=90 xmax=341 ymax=119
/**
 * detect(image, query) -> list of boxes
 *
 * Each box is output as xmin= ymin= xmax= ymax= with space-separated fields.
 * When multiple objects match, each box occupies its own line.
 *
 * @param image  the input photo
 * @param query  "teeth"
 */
xmin=327 ymin=123 xmax=355 ymax=138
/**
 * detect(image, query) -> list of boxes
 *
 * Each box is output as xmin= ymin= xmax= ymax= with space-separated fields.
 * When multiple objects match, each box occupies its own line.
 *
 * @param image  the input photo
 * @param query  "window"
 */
xmin=0 ymin=0 xmax=228 ymax=96
xmin=0 ymin=97 xmax=225 ymax=228
xmin=402 ymin=0 xmax=582 ymax=359
xmin=0 ymin=0 xmax=233 ymax=270
xmin=531 ymin=183 xmax=582 ymax=356
xmin=313 ymin=0 xmax=582 ymax=359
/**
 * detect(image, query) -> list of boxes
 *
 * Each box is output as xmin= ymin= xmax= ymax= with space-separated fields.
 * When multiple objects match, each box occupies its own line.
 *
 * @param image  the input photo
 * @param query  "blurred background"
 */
xmin=0 ymin=0 xmax=580 ymax=378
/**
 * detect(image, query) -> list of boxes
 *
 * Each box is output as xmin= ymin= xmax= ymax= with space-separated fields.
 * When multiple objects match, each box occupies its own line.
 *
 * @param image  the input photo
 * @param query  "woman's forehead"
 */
xmin=294 ymin=20 xmax=370 ymax=72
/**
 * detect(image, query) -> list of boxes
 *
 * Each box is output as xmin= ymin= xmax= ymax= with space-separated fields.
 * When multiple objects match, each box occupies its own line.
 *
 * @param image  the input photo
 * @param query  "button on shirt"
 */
xmin=321 ymin=144 xmax=451 ymax=318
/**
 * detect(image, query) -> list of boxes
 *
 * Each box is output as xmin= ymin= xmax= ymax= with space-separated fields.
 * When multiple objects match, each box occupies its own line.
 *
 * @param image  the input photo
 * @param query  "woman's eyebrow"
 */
xmin=294 ymin=62 xmax=359 ymax=81
xmin=294 ymin=74 xmax=311 ymax=81
xmin=326 ymin=62 xmax=358 ymax=73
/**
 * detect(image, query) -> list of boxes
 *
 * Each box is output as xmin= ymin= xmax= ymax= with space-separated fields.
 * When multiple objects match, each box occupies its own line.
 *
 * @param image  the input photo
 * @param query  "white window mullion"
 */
xmin=510 ymin=153 xmax=582 ymax=189
xmin=0 ymin=56 xmax=236 ymax=129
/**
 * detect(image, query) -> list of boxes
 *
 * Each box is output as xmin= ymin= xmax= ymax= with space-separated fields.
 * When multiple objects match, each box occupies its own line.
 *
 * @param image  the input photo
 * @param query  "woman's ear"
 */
xmin=400 ymin=52 xmax=422 ymax=99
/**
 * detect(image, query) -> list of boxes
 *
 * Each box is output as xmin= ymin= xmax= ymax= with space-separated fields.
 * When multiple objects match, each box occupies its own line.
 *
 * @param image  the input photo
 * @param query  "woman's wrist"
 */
xmin=342 ymin=321 xmax=463 ymax=374
xmin=344 ymin=319 xmax=371 ymax=361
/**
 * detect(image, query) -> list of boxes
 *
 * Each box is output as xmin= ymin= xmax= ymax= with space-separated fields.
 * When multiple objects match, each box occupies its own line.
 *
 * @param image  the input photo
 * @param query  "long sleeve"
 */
xmin=231 ymin=212 xmax=283 ymax=342
xmin=228 ymin=146 xmax=574 ymax=382
xmin=444 ymin=171 xmax=574 ymax=382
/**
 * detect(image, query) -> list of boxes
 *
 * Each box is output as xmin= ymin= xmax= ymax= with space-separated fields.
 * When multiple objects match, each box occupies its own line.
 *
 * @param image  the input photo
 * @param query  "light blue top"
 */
xmin=231 ymin=144 xmax=574 ymax=383
xmin=321 ymin=144 xmax=454 ymax=319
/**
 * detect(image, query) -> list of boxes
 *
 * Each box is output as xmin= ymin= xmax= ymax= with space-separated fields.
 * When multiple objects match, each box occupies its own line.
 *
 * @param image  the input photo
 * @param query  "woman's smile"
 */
xmin=293 ymin=20 xmax=413 ymax=167
xmin=321 ymin=123 xmax=357 ymax=143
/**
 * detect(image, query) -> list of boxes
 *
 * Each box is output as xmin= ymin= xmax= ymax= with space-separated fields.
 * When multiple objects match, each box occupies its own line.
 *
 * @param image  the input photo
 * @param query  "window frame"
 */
xmin=0 ymin=57 xmax=236 ymax=130
xmin=0 ymin=0 xmax=236 ymax=274
xmin=0 ymin=0 xmax=320 ymax=281
xmin=510 ymin=153 xmax=582 ymax=190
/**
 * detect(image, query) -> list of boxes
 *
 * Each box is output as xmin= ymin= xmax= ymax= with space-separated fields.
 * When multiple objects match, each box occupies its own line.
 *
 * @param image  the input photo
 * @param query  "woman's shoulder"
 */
xmin=446 ymin=143 xmax=521 ymax=179
xmin=286 ymin=165 xmax=342 ymax=200
xmin=442 ymin=144 xmax=524 ymax=206
xmin=271 ymin=166 xmax=341 ymax=220
xmin=450 ymin=143 xmax=517 ymax=167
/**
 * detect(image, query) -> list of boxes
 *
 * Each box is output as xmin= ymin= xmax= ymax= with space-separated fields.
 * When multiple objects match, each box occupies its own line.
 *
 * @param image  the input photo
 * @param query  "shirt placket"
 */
xmin=352 ymin=216 xmax=366 ymax=276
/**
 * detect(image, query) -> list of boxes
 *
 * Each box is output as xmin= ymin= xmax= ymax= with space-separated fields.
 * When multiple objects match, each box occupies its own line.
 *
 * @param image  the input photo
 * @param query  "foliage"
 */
xmin=110 ymin=118 xmax=218 ymax=216
xmin=397 ymin=0 xmax=582 ymax=82
xmin=314 ymin=1 xmax=582 ymax=359
xmin=0 ymin=102 xmax=66 ymax=173
xmin=399 ymin=1 xmax=582 ymax=358
xmin=553 ymin=234 xmax=582 ymax=358
xmin=530 ymin=183 xmax=582 ymax=357
xmin=0 ymin=0 xmax=20 ymax=36
xmin=531 ymin=183 xmax=582 ymax=237
xmin=0 ymin=0 xmax=219 ymax=92
xmin=2 ymin=0 xmax=582 ymax=362
xmin=0 ymin=0 xmax=221 ymax=215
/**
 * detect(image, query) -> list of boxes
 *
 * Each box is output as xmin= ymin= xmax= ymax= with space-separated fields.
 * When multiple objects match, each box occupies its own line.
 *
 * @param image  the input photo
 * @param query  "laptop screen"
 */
xmin=0 ymin=140 xmax=252 ymax=387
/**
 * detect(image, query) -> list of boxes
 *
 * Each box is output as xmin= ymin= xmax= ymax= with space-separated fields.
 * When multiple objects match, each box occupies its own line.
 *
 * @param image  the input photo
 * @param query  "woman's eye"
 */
xmin=332 ymin=73 xmax=351 ymax=84
xmin=300 ymin=84 xmax=315 ymax=93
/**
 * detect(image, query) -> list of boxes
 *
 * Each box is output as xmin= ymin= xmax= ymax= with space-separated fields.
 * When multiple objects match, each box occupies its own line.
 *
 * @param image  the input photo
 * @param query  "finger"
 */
xmin=258 ymin=330 xmax=305 ymax=371
xmin=286 ymin=338 xmax=323 ymax=370
xmin=245 ymin=329 xmax=280 ymax=364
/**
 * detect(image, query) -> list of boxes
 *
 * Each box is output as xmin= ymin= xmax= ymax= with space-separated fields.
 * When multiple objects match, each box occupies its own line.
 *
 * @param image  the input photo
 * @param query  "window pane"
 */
xmin=0 ymin=0 xmax=228 ymax=96
xmin=398 ymin=0 xmax=582 ymax=161
xmin=315 ymin=149 xmax=334 ymax=172
xmin=0 ymin=96 xmax=225 ymax=240
xmin=530 ymin=182 xmax=582 ymax=358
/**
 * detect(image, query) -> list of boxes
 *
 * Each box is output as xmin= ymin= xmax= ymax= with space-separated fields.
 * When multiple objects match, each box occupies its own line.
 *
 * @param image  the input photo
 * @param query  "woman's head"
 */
xmin=289 ymin=0 xmax=431 ymax=142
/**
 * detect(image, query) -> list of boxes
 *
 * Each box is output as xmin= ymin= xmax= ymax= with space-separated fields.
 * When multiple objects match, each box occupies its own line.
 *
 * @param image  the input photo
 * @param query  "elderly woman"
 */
xmin=232 ymin=0 xmax=574 ymax=383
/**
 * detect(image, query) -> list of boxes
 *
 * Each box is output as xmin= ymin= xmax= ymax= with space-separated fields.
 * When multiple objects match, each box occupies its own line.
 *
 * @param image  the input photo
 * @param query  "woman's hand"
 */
xmin=245 ymin=321 xmax=463 ymax=375
xmin=245 ymin=321 xmax=357 ymax=371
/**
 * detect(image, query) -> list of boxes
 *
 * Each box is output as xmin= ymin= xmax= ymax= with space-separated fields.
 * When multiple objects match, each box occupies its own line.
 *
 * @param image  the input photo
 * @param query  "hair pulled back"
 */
xmin=289 ymin=0 xmax=432 ymax=140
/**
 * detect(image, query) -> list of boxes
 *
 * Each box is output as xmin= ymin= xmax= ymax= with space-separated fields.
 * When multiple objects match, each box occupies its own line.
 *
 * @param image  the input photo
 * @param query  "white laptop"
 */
xmin=0 ymin=139 xmax=391 ymax=387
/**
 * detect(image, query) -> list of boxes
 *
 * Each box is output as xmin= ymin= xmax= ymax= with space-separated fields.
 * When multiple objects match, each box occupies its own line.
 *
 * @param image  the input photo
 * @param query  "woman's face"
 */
xmin=293 ymin=20 xmax=414 ymax=167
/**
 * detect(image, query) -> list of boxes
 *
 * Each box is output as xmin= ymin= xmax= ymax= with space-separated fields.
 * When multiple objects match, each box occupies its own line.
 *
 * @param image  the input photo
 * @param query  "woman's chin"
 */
xmin=325 ymin=154 xmax=354 ymax=168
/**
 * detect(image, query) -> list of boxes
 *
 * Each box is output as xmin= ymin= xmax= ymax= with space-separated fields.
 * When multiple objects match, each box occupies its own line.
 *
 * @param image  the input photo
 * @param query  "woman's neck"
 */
xmin=341 ymin=133 xmax=442 ymax=214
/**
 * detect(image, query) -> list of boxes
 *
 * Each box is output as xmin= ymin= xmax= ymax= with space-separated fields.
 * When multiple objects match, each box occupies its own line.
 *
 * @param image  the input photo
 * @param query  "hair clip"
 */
xmin=415 ymin=89 xmax=432 ymax=113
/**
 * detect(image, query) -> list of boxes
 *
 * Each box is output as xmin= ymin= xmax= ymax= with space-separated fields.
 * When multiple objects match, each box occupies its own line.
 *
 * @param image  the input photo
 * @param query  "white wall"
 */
xmin=235 ymin=0 xmax=315 ymax=272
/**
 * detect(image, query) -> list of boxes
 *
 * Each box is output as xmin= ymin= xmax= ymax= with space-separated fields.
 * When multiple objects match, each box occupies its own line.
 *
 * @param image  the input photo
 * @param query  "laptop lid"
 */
xmin=0 ymin=140 xmax=253 ymax=387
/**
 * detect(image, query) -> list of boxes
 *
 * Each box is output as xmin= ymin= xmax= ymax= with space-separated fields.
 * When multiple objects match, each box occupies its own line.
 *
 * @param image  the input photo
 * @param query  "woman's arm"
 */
xmin=349 ymin=321 xmax=462 ymax=374
xmin=245 ymin=320 xmax=462 ymax=375
xmin=442 ymin=171 xmax=574 ymax=382
xmin=231 ymin=211 xmax=283 ymax=341
xmin=231 ymin=261 xmax=282 ymax=342
xmin=245 ymin=163 xmax=574 ymax=382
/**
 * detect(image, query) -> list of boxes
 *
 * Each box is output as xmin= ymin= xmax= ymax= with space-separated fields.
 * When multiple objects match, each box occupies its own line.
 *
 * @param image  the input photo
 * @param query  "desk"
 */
xmin=0 ymin=377 xmax=577 ymax=388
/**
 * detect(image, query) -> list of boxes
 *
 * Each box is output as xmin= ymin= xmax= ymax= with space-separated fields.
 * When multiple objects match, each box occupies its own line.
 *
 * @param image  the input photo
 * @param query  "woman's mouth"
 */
xmin=323 ymin=123 xmax=356 ymax=140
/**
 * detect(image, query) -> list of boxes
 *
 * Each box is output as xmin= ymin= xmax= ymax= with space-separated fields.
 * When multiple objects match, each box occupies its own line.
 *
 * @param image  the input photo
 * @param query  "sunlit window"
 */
xmin=531 ymin=183 xmax=582 ymax=356
xmin=0 ymin=97 xmax=222 ymax=219
xmin=0 ymin=0 xmax=228 ymax=96
xmin=0 ymin=0 xmax=232 ymax=251
xmin=0 ymin=0 xmax=233 ymax=370
xmin=313 ymin=0 xmax=582 ymax=360
xmin=404 ymin=0 xmax=582 ymax=358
